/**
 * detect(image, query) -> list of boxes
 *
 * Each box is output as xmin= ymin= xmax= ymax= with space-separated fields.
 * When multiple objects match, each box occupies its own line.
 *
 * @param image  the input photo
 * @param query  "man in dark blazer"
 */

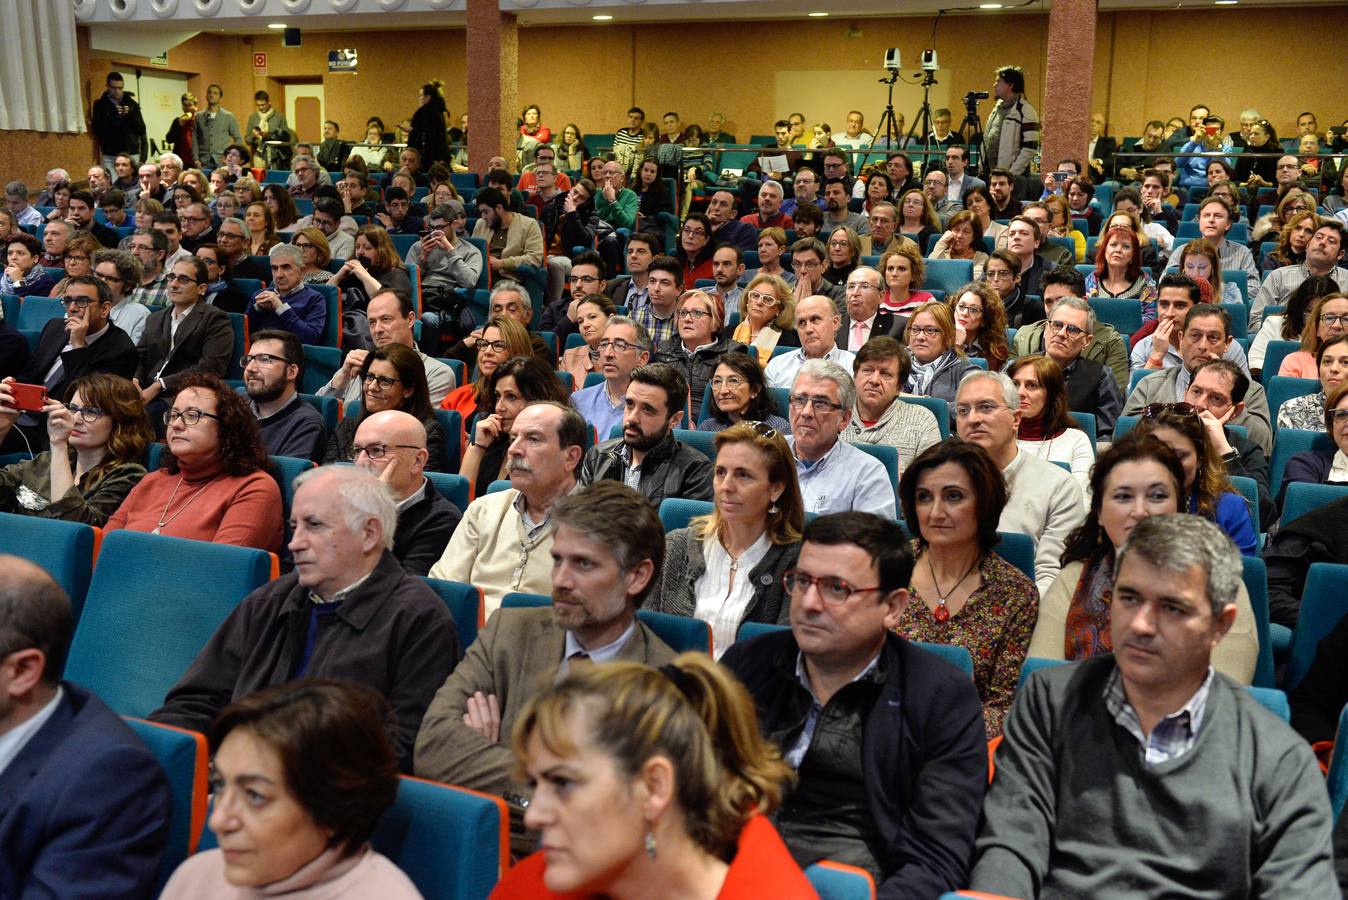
xmin=0 ymin=556 xmax=172 ymax=899
xmin=3 ymin=276 xmax=137 ymax=454
xmin=414 ymin=481 xmax=677 ymax=853
xmin=354 ymin=410 xmax=461 ymax=576
xmin=838 ymin=265 xmax=906 ymax=352
xmin=134 ymin=256 xmax=234 ymax=420
xmin=721 ymin=512 xmax=988 ymax=897
xmin=1087 ymin=113 xmax=1118 ymax=182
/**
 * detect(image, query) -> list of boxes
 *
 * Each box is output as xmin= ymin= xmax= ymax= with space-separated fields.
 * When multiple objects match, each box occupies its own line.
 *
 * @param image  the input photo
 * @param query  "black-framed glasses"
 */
xmin=62 ymin=296 xmax=95 ymax=309
xmin=787 ymin=393 xmax=844 ymax=413
xmin=352 ymin=443 xmax=421 ymax=460
xmin=477 ymin=340 xmax=510 ymax=353
xmin=1321 ymin=314 xmax=1348 ymax=327
xmin=597 ymin=338 xmax=639 ymax=353
xmin=569 ymin=274 xmax=601 ymax=285
xmin=908 ymin=325 xmax=943 ymax=337
xmin=240 ymin=353 xmax=292 ymax=368
xmin=1140 ymin=401 xmax=1196 ymax=419
xmin=166 ymin=273 xmax=200 ymax=284
xmin=164 ymin=407 xmax=219 ymax=427
xmin=94 ymin=270 xmax=123 ymax=285
xmin=1329 ymin=409 xmax=1348 ymax=425
xmin=66 ymin=403 xmax=105 ymax=423
xmin=362 ymin=373 xmax=403 ymax=390
xmin=782 ymin=568 xmax=884 ymax=605
xmin=677 ymin=308 xmax=711 ymax=320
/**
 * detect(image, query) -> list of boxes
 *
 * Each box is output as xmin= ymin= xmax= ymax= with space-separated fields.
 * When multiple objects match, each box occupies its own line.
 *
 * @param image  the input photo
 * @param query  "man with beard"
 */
xmin=415 ymin=479 xmax=676 ymax=854
xmin=243 ymin=329 xmax=326 ymax=462
xmin=577 ymin=363 xmax=713 ymax=506
xmin=987 ymin=168 xmax=1022 ymax=219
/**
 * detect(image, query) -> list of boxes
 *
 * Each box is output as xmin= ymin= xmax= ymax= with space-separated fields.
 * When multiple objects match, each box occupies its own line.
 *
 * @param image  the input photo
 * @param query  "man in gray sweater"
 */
xmin=972 ymin=514 xmax=1336 ymax=899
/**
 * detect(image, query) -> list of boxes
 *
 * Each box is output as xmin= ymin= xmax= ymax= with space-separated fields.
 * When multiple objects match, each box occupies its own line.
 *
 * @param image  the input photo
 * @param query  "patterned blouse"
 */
xmin=896 ymin=548 xmax=1039 ymax=738
xmin=1084 ymin=271 xmax=1159 ymax=323
xmin=1277 ymin=391 xmax=1326 ymax=432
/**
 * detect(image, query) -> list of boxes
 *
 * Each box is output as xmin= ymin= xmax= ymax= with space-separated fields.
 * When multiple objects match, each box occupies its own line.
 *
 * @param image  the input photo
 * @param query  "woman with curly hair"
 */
xmin=1007 ymin=354 xmax=1094 ymax=494
xmin=0 ymin=373 xmax=152 ymax=526
xmin=105 ymin=371 xmax=283 ymax=552
xmin=1263 ymin=208 xmax=1317 ymax=271
xmin=949 ymin=282 xmax=1010 ymax=372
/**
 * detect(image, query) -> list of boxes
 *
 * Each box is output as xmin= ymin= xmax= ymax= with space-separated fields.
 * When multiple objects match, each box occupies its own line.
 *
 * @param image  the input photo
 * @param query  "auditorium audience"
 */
xmin=439 ymin=313 xmax=532 ymax=419
xmin=324 ymin=343 xmax=449 ymax=472
xmin=572 ymin=316 xmax=652 ymax=440
xmin=839 ymin=266 xmax=903 ymax=352
xmin=1165 ymin=196 xmax=1259 ymax=302
xmin=839 ymin=337 xmax=940 ymax=473
xmin=105 ymin=371 xmax=283 ymax=552
xmin=0 ymin=373 xmax=150 ymax=525
xmin=416 ymin=481 xmax=677 ymax=851
xmin=461 ymin=356 xmax=569 ymax=498
xmin=244 ymin=201 xmax=279 ymax=256
xmin=494 ymin=654 xmax=812 ymax=898
xmin=897 ymin=439 xmax=1038 ymax=737
xmin=651 ymin=421 xmax=803 ymax=655
xmin=160 ymin=680 xmax=422 ymax=898
xmin=2 ymin=233 xmax=56 ymax=298
xmin=242 ymin=330 xmax=326 ymax=462
xmin=1008 ymin=355 xmax=1095 ymax=492
xmin=721 ymin=511 xmax=986 ymax=895
xmin=974 ymin=515 xmax=1331 ymax=898
xmin=654 ymin=289 xmax=745 ymax=419
xmin=929 ymin=209 xmax=989 ymax=274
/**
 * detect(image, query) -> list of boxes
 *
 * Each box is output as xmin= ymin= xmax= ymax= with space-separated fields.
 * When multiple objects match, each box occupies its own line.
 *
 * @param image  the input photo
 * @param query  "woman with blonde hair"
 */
xmin=878 ymin=243 xmax=935 ymax=315
xmin=1177 ymin=238 xmax=1241 ymax=306
xmin=823 ymin=227 xmax=861 ymax=286
xmin=439 ymin=315 xmax=533 ymax=419
xmin=133 ymin=196 xmax=165 ymax=232
xmin=495 ymin=653 xmax=809 ymax=899
xmin=180 ymin=168 xmax=213 ymax=202
xmin=1280 ymin=292 xmax=1348 ymax=378
xmin=233 ymin=176 xmax=262 ymax=208
xmin=652 ymin=421 xmax=804 ymax=656
xmin=731 ymin=273 xmax=797 ymax=354
xmin=1042 ymin=194 xmax=1086 ymax=263
xmin=291 ymin=227 xmax=334 ymax=285
xmin=1265 ymin=208 xmax=1317 ymax=271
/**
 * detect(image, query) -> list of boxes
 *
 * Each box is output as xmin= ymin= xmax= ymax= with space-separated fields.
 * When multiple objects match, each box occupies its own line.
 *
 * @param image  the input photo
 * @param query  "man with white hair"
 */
xmin=354 ymin=409 xmax=462 ymax=576
xmin=245 ymin=242 xmax=326 ymax=344
xmin=156 ymin=152 xmax=184 ymax=192
xmin=740 ymin=180 xmax=794 ymax=230
xmin=35 ymin=169 xmax=70 ymax=207
xmin=149 ymin=464 xmax=460 ymax=769
xmin=86 ymin=165 xmax=112 ymax=204
xmin=788 ymin=358 xmax=896 ymax=518
xmin=954 ymin=370 xmax=1085 ymax=594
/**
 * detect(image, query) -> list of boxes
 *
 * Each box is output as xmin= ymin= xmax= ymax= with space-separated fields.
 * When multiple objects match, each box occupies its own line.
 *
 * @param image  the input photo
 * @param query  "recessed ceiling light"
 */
xmin=267 ymin=22 xmax=286 ymax=29
xmin=1214 ymin=1 xmax=1237 ymax=5
xmin=808 ymin=11 xmax=829 ymax=17
xmin=979 ymin=3 xmax=1003 ymax=8
xmin=592 ymin=14 xmax=613 ymax=20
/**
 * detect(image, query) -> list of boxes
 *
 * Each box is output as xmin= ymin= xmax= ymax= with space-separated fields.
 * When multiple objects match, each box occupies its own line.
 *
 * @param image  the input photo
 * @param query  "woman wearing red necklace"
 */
xmin=895 ymin=439 xmax=1037 ymax=738
xmin=105 ymin=372 xmax=282 ymax=553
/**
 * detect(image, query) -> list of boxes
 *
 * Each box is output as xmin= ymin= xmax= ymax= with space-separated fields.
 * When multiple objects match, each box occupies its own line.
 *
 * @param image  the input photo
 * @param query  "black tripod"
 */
xmin=873 ymin=69 xmax=905 ymax=158
xmin=905 ymin=69 xmax=939 ymax=170
xmin=959 ymin=96 xmax=989 ymax=179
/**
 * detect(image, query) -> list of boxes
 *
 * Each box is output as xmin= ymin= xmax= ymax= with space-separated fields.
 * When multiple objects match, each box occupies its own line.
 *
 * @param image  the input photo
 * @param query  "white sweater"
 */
xmin=997 ymin=450 xmax=1087 ymax=596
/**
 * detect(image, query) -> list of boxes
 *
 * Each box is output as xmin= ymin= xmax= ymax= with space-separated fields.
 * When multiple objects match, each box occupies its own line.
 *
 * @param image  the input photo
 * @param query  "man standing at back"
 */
xmin=0 ymin=557 xmax=171 ymax=898
xmin=192 ymin=84 xmax=241 ymax=168
xmin=91 ymin=72 xmax=146 ymax=170
xmin=985 ymin=65 xmax=1040 ymax=176
xmin=722 ymin=512 xmax=987 ymax=897
xmin=415 ymin=481 xmax=677 ymax=852
xmin=972 ymin=514 xmax=1336 ymax=897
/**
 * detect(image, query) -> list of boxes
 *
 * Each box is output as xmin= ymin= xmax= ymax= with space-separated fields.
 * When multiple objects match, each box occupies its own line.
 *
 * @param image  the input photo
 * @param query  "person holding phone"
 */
xmin=0 ymin=373 xmax=151 ymax=525
xmin=1176 ymin=114 xmax=1234 ymax=190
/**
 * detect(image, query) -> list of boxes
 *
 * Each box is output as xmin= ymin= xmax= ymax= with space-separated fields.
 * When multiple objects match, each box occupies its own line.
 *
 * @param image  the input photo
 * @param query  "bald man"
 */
xmin=0 ymin=557 xmax=171 ymax=897
xmin=354 ymin=410 xmax=461 ymax=576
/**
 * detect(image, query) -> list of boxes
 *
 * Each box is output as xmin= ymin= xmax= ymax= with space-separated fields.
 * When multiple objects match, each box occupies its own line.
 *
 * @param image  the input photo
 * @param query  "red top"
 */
xmin=683 ymin=257 xmax=715 ymax=290
xmin=521 ymin=124 xmax=553 ymax=144
xmin=490 ymin=815 xmax=816 ymax=900
xmin=104 ymin=458 xmax=283 ymax=554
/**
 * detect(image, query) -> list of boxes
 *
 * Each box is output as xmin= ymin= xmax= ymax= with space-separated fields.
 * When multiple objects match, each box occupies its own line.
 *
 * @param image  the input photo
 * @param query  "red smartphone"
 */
xmin=9 ymin=383 xmax=47 ymax=413
xmin=1205 ymin=125 xmax=1219 ymax=137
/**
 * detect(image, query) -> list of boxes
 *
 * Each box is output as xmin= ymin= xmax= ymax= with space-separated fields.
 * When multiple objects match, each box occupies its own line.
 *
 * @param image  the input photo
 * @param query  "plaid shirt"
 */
xmin=633 ymin=305 xmax=676 ymax=348
xmin=129 ymin=271 xmax=171 ymax=310
xmin=1104 ymin=664 xmax=1214 ymax=767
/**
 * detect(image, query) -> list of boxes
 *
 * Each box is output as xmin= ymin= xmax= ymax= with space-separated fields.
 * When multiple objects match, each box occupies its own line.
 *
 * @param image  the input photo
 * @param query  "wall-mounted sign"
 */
xmin=328 ymin=49 xmax=358 ymax=74
xmin=150 ymin=53 xmax=168 ymax=67
xmin=253 ymin=51 xmax=268 ymax=75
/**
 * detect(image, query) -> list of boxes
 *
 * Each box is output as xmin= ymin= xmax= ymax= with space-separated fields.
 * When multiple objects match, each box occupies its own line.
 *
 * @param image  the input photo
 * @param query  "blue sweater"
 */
xmin=246 ymin=284 xmax=326 ymax=345
xmin=1195 ymin=489 xmax=1258 ymax=556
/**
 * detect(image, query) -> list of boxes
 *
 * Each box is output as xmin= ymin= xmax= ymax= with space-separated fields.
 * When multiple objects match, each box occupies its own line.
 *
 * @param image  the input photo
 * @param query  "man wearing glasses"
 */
xmin=572 ymin=316 xmax=652 ymax=441
xmin=133 ymin=256 xmax=233 ymax=419
xmin=352 ymin=409 xmax=461 ymax=576
xmin=784 ymin=359 xmax=894 ymax=518
xmin=1250 ymin=219 xmax=1348 ymax=329
xmin=92 ymin=248 xmax=149 ymax=344
xmin=516 ymin=146 xmax=572 ymax=194
xmin=243 ymin=329 xmax=327 ymax=462
xmin=3 ymin=276 xmax=136 ymax=452
xmin=212 ymin=216 xmax=269 ymax=282
xmin=955 ymin=370 xmax=1084 ymax=594
xmin=721 ymin=511 xmax=987 ymax=896
xmin=1034 ymin=295 xmax=1123 ymax=439
xmin=287 ymin=157 xmax=321 ymax=201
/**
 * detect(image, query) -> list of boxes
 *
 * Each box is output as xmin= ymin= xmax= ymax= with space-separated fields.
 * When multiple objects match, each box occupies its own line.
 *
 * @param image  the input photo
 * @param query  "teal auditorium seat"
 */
xmin=0 ymin=512 xmax=97 ymax=620
xmin=1284 ymin=563 xmax=1348 ymax=692
xmin=1325 ymin=704 xmax=1348 ymax=823
xmin=659 ymin=498 xmax=713 ymax=532
xmin=635 ymin=609 xmax=712 ymax=653
xmin=1281 ymin=482 xmax=1348 ymax=528
xmin=1241 ymin=556 xmax=1276 ymax=689
xmin=63 ymin=531 xmax=275 ymax=717
xmin=123 ymin=718 xmax=208 ymax=894
xmin=426 ymin=471 xmax=471 ymax=511
xmin=805 ymin=860 xmax=877 ymax=899
xmin=422 ymin=578 xmax=483 ymax=652
xmin=995 ymin=531 xmax=1036 ymax=583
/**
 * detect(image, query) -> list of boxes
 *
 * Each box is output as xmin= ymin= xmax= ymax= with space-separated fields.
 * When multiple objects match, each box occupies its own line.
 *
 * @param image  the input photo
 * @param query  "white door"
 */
xmin=286 ymin=83 xmax=325 ymax=145
xmin=130 ymin=70 xmax=190 ymax=159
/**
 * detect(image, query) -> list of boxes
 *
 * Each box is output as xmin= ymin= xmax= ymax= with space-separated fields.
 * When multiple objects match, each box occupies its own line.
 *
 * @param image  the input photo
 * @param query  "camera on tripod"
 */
xmin=920 ymin=49 xmax=939 ymax=72
xmin=964 ymin=91 xmax=990 ymax=104
xmin=884 ymin=48 xmax=901 ymax=71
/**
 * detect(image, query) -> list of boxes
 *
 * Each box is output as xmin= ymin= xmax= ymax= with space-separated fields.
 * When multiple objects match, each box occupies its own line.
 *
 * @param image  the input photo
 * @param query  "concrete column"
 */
xmin=1041 ymin=0 xmax=1097 ymax=176
xmin=466 ymin=0 xmax=518 ymax=173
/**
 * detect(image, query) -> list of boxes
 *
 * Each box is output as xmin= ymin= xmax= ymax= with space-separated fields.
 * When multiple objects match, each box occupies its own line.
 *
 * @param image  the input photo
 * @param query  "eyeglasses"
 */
xmin=781 ymin=568 xmax=884 ymax=605
xmin=787 ymin=393 xmax=844 ymax=413
xmin=908 ymin=325 xmax=943 ymax=337
xmin=1321 ymin=314 xmax=1348 ymax=327
xmin=180 ymin=215 xmax=209 ymax=223
xmin=681 ymin=227 xmax=706 ymax=237
xmin=745 ymin=290 xmax=780 ymax=306
xmin=293 ymin=240 xmax=315 ymax=249
xmin=65 ymin=254 xmax=90 ymax=263
xmin=478 ymin=340 xmax=510 ymax=353
xmin=846 ymin=280 xmax=879 ymax=292
xmin=66 ymin=403 xmax=105 ymax=423
xmin=62 ymin=296 xmax=97 ymax=309
xmin=597 ymin=338 xmax=640 ymax=353
xmin=954 ymin=303 xmax=983 ymax=316
xmin=352 ymin=443 xmax=421 ymax=460
xmin=217 ymin=231 xmax=245 ymax=240
xmin=1140 ymin=401 xmax=1196 ymax=419
xmin=569 ymin=274 xmax=601 ymax=285
xmin=1046 ymin=319 xmax=1086 ymax=337
xmin=1329 ymin=408 xmax=1348 ymax=425
xmin=984 ymin=269 xmax=1014 ymax=281
xmin=745 ymin=420 xmax=778 ymax=439
xmin=362 ymin=373 xmax=403 ymax=390
xmin=711 ymin=375 xmax=747 ymax=389
xmin=677 ymin=308 xmax=711 ymax=320
xmin=954 ymin=401 xmax=1012 ymax=418
xmin=164 ymin=407 xmax=219 ymax=427
xmin=166 ymin=273 xmax=199 ymax=284
xmin=94 ymin=271 xmax=123 ymax=284
xmin=241 ymin=353 xmax=292 ymax=368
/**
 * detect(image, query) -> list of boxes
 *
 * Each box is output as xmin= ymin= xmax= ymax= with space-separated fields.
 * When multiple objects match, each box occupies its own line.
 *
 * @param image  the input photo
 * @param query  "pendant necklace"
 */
xmin=153 ymin=476 xmax=209 ymax=535
xmin=927 ymin=553 xmax=980 ymax=623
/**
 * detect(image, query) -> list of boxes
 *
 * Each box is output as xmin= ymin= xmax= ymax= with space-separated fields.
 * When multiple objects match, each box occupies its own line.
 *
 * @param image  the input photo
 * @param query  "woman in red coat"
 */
xmin=491 ymin=653 xmax=816 ymax=900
